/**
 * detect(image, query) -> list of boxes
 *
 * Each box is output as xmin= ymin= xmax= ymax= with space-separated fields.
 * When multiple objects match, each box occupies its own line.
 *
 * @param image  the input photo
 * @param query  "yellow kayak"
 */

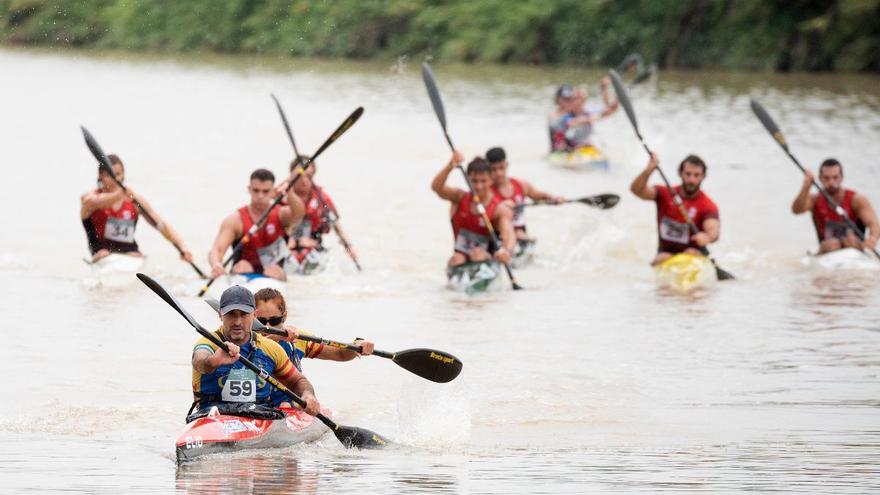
xmin=654 ymin=253 xmax=715 ymax=292
xmin=547 ymin=145 xmax=609 ymax=171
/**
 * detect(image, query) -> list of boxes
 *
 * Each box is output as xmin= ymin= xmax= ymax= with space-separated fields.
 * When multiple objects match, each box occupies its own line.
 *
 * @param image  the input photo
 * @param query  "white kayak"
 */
xmin=801 ymin=248 xmax=880 ymax=271
xmin=83 ymin=253 xmax=146 ymax=287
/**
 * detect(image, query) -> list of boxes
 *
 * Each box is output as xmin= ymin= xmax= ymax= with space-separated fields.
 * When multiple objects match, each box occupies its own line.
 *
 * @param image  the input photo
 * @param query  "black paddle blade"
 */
xmin=310 ymin=107 xmax=364 ymax=162
xmin=333 ymin=424 xmax=390 ymax=449
xmin=630 ymin=64 xmax=656 ymax=86
xmin=421 ymin=62 xmax=448 ymax=132
xmin=81 ymin=126 xmax=114 ymax=175
xmin=204 ymin=298 xmax=220 ymax=313
xmin=714 ymin=263 xmax=736 ymax=281
xmin=609 ymin=70 xmax=639 ymax=134
xmin=616 ymin=53 xmax=643 ymax=73
xmin=750 ymin=99 xmax=788 ymax=151
xmin=271 ymin=93 xmax=301 ymax=157
xmin=580 ymin=193 xmax=620 ymax=209
xmin=392 ymin=348 xmax=463 ymax=383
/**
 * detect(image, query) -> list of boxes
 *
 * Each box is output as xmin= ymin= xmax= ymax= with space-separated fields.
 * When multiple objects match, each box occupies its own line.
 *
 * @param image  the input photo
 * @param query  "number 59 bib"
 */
xmin=221 ymin=367 xmax=257 ymax=402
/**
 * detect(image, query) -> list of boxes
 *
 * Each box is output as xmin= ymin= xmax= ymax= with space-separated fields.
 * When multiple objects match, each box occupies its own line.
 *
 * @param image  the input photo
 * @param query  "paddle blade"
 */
xmin=421 ymin=62 xmax=448 ymax=132
xmin=714 ymin=263 xmax=736 ymax=281
xmin=609 ymin=70 xmax=639 ymax=136
xmin=579 ymin=193 xmax=620 ymax=209
xmin=332 ymin=424 xmax=390 ymax=449
xmin=392 ymin=348 xmax=463 ymax=383
xmin=310 ymin=107 xmax=364 ymax=162
xmin=750 ymin=99 xmax=788 ymax=151
xmin=81 ymin=126 xmax=114 ymax=175
xmin=630 ymin=64 xmax=656 ymax=86
xmin=271 ymin=93 xmax=300 ymax=157
xmin=615 ymin=53 xmax=643 ymax=73
xmin=204 ymin=298 xmax=220 ymax=313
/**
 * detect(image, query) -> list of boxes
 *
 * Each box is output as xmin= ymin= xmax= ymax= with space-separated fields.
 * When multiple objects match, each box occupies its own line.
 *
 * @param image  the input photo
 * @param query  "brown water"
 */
xmin=0 ymin=47 xmax=878 ymax=493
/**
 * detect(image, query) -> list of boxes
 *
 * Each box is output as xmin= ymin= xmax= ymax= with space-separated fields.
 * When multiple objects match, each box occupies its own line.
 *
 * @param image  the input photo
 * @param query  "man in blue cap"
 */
xmin=190 ymin=285 xmax=321 ymax=415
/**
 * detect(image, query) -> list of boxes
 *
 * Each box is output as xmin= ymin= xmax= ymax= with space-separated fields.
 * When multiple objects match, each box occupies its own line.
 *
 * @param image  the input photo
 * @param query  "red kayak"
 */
xmin=176 ymin=405 xmax=331 ymax=463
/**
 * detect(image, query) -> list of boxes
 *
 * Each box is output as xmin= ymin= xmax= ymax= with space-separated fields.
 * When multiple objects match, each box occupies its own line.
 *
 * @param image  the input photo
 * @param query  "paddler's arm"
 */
xmin=791 ymin=170 xmax=816 ymax=214
xmin=278 ymin=370 xmax=320 ymax=416
xmin=131 ymin=194 xmax=194 ymax=262
xmin=317 ymin=339 xmax=374 ymax=361
xmin=853 ymin=194 xmax=879 ymax=250
xmin=598 ymin=76 xmax=619 ymax=117
xmin=192 ymin=342 xmax=240 ymax=374
xmin=521 ymin=180 xmax=565 ymax=204
xmin=630 ymin=153 xmax=659 ymax=200
xmin=431 ymin=151 xmax=468 ymax=202
xmin=80 ymin=187 xmax=127 ymax=219
xmin=692 ymin=218 xmax=720 ymax=247
xmin=279 ymin=187 xmax=306 ymax=230
xmin=493 ymin=204 xmax=516 ymax=264
xmin=208 ymin=213 xmax=240 ymax=278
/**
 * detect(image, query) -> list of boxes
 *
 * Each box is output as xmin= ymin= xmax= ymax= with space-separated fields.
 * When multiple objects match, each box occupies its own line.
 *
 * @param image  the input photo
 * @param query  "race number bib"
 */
xmin=824 ymin=220 xmax=850 ymax=240
xmin=104 ymin=216 xmax=136 ymax=243
xmin=221 ymin=367 xmax=257 ymax=403
xmin=454 ymin=229 xmax=489 ymax=254
xmin=257 ymin=237 xmax=288 ymax=267
xmin=292 ymin=220 xmax=312 ymax=241
xmin=659 ymin=217 xmax=689 ymax=245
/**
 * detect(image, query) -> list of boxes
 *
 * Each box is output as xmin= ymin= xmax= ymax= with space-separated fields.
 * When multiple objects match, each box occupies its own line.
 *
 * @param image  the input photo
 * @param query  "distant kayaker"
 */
xmin=486 ymin=146 xmax=564 ymax=243
xmin=630 ymin=153 xmax=721 ymax=265
xmin=80 ymin=154 xmax=194 ymax=263
xmin=252 ymin=288 xmax=374 ymax=407
xmin=191 ymin=285 xmax=321 ymax=415
xmin=208 ymin=168 xmax=305 ymax=281
xmin=285 ymin=157 xmax=357 ymax=268
xmin=548 ymin=78 xmax=619 ymax=152
xmin=791 ymin=159 xmax=879 ymax=253
xmin=431 ymin=151 xmax=515 ymax=268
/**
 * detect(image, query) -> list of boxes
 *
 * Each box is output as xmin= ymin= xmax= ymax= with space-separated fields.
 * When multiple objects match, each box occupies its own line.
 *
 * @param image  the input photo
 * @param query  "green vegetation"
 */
xmin=1 ymin=0 xmax=878 ymax=72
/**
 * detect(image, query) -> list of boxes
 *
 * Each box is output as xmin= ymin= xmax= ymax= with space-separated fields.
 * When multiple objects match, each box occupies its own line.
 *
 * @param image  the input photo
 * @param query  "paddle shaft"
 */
xmin=81 ymin=127 xmax=207 ymax=278
xmin=272 ymin=96 xmax=362 ymax=271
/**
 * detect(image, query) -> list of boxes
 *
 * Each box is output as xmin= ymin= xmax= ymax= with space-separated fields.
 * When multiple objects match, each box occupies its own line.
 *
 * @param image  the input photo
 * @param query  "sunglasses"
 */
xmin=257 ymin=315 xmax=284 ymax=326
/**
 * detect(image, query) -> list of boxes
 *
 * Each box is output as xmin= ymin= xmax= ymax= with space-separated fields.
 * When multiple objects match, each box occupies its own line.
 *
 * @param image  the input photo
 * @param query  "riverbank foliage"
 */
xmin=1 ymin=0 xmax=878 ymax=72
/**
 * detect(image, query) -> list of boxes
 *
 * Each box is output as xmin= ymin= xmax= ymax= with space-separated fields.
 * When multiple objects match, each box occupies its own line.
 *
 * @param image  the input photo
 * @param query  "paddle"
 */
xmin=750 ymin=99 xmax=880 ymax=261
xmin=271 ymin=94 xmax=363 ymax=271
xmin=197 ymin=107 xmax=365 ymax=296
xmin=608 ymin=70 xmax=735 ymax=280
xmin=81 ymin=127 xmax=208 ymax=279
xmin=422 ymin=62 xmax=523 ymax=290
xmin=205 ymin=298 xmax=463 ymax=383
xmin=524 ymin=193 xmax=620 ymax=210
xmin=139 ymin=273 xmax=388 ymax=449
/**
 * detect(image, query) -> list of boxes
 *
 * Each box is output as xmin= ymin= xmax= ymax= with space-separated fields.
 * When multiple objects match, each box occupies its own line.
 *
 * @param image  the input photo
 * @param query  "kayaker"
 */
xmin=191 ymin=285 xmax=321 ymax=415
xmin=252 ymin=288 xmax=375 ymax=407
xmin=486 ymin=146 xmax=564 ymax=242
xmin=558 ymin=77 xmax=619 ymax=150
xmin=630 ymin=153 xmax=721 ymax=265
xmin=286 ymin=157 xmax=357 ymax=267
xmin=791 ymin=159 xmax=879 ymax=253
xmin=80 ymin=154 xmax=194 ymax=263
xmin=548 ymin=85 xmax=575 ymax=152
xmin=208 ymin=169 xmax=305 ymax=281
xmin=431 ymin=151 xmax=515 ymax=268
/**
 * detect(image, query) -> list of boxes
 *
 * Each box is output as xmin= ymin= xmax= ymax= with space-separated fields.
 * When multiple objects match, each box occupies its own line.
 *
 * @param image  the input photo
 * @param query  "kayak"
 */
xmin=511 ymin=239 xmax=536 ymax=268
xmin=286 ymin=247 xmax=330 ymax=276
xmin=800 ymin=247 xmax=880 ymax=271
xmin=654 ymin=253 xmax=715 ymax=292
xmin=83 ymin=253 xmax=146 ymax=287
xmin=176 ymin=405 xmax=330 ymax=463
xmin=446 ymin=261 xmax=500 ymax=294
xmin=547 ymin=145 xmax=609 ymax=171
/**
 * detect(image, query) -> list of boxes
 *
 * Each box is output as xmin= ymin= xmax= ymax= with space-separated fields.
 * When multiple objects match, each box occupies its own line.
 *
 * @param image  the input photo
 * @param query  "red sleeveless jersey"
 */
xmin=494 ymin=178 xmax=526 ymax=229
xmin=451 ymin=192 xmax=502 ymax=254
xmin=83 ymin=190 xmax=140 ymax=254
xmin=236 ymin=205 xmax=287 ymax=272
xmin=654 ymin=185 xmax=719 ymax=253
xmin=295 ymin=187 xmax=335 ymax=240
xmin=811 ymin=189 xmax=859 ymax=241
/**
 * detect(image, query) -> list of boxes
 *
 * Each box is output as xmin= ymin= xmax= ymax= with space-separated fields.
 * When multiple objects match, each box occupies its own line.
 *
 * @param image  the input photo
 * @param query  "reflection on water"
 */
xmin=176 ymin=454 xmax=319 ymax=495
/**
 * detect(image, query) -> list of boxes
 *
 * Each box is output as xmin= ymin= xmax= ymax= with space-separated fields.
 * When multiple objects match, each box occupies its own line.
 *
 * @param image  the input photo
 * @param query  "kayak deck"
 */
xmin=446 ymin=261 xmax=501 ymax=294
xmin=801 ymin=247 xmax=880 ymax=271
xmin=654 ymin=253 xmax=715 ymax=292
xmin=547 ymin=146 xmax=609 ymax=171
xmin=175 ymin=405 xmax=330 ymax=463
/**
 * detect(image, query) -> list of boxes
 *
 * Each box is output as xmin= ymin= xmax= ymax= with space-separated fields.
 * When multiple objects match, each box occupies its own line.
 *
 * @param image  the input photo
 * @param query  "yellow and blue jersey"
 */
xmin=270 ymin=330 xmax=324 ymax=406
xmin=192 ymin=328 xmax=296 ymax=406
